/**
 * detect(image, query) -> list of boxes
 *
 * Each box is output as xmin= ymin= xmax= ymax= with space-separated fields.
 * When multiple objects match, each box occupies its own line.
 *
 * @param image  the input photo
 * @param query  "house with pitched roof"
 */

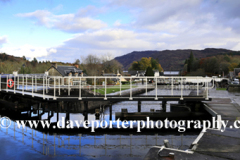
xmin=47 ymin=63 xmax=86 ymax=85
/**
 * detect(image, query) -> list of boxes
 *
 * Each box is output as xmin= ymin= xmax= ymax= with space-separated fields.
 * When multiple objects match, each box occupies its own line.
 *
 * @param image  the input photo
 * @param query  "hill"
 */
xmin=0 ymin=53 xmax=72 ymax=74
xmin=115 ymin=48 xmax=240 ymax=71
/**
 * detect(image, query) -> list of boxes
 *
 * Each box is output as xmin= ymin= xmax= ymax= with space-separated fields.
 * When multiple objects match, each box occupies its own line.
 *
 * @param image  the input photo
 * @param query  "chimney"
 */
xmin=51 ymin=62 xmax=57 ymax=68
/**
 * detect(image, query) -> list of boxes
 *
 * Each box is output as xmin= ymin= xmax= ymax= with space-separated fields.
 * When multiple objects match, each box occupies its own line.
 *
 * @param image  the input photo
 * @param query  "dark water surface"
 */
xmin=1 ymin=87 xmax=237 ymax=160
xmin=0 ymin=120 xmax=198 ymax=160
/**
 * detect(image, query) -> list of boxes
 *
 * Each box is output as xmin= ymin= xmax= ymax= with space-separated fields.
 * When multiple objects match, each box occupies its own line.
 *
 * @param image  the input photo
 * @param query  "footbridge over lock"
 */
xmin=0 ymin=74 xmax=220 ymax=102
xmin=0 ymin=74 xmax=228 ymax=127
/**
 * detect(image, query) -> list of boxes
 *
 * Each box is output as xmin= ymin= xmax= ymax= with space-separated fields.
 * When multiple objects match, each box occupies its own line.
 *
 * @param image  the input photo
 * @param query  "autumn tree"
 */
xmin=129 ymin=57 xmax=163 ymax=72
xmin=151 ymin=58 xmax=163 ymax=71
xmin=228 ymin=63 xmax=238 ymax=71
xmin=139 ymin=57 xmax=151 ymax=70
xmin=130 ymin=61 xmax=141 ymax=70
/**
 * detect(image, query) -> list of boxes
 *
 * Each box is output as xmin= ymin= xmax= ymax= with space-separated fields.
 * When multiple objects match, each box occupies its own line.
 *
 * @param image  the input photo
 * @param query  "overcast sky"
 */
xmin=0 ymin=0 xmax=240 ymax=62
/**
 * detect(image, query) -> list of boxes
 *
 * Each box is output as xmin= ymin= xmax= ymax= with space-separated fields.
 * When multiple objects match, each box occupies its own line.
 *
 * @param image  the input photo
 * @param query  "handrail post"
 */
xmin=130 ymin=77 xmax=132 ymax=100
xmin=104 ymin=77 xmax=107 ymax=100
xmin=79 ymin=78 xmax=81 ymax=100
xmin=155 ymin=77 xmax=158 ymax=100
xmin=32 ymin=76 xmax=34 ymax=97
xmin=26 ymin=75 xmax=27 ymax=90
xmin=17 ymin=75 xmax=19 ymax=89
xmin=94 ymin=77 xmax=96 ymax=96
xmin=35 ymin=75 xmax=37 ymax=92
xmin=206 ymin=79 xmax=209 ymax=100
xmin=212 ymin=78 xmax=215 ymax=89
xmin=6 ymin=75 xmax=8 ymax=92
xmin=197 ymin=80 xmax=199 ymax=96
xmin=46 ymin=77 xmax=48 ymax=93
xmin=180 ymin=77 xmax=183 ymax=100
xmin=59 ymin=77 xmax=60 ymax=95
xmin=68 ymin=77 xmax=70 ymax=96
xmin=43 ymin=76 xmax=45 ymax=99
xmin=120 ymin=78 xmax=121 ymax=96
xmin=22 ymin=76 xmax=24 ymax=95
xmin=14 ymin=75 xmax=16 ymax=93
xmin=54 ymin=77 xmax=56 ymax=100
xmin=205 ymin=81 xmax=207 ymax=91
xmin=145 ymin=77 xmax=147 ymax=95
xmin=171 ymin=77 xmax=173 ymax=95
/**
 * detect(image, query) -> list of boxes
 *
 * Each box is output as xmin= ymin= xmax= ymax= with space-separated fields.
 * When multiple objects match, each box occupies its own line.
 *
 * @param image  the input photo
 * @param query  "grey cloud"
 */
xmin=196 ymin=1 xmax=240 ymax=32
xmin=108 ymin=0 xmax=200 ymax=25
xmin=108 ymin=0 xmax=240 ymax=34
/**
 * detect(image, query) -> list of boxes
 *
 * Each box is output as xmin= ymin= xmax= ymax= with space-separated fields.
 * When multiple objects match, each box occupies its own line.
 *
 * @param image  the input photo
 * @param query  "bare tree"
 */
xmin=102 ymin=59 xmax=123 ymax=73
xmin=101 ymin=53 xmax=113 ymax=63
xmin=80 ymin=53 xmax=123 ymax=76
xmin=81 ymin=54 xmax=102 ymax=76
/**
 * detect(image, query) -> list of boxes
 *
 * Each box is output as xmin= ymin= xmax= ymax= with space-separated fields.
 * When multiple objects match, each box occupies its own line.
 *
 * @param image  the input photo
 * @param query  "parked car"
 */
xmin=232 ymin=81 xmax=239 ymax=85
xmin=231 ymin=79 xmax=239 ymax=85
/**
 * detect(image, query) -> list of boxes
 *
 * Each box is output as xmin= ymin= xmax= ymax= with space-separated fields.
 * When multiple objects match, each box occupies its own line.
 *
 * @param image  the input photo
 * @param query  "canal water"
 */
xmin=1 ymin=86 xmax=238 ymax=160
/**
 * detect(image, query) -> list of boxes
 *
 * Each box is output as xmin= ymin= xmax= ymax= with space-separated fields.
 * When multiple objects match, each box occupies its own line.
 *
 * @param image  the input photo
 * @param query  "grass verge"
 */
xmin=94 ymin=85 xmax=138 ymax=94
xmin=216 ymin=88 xmax=227 ymax=91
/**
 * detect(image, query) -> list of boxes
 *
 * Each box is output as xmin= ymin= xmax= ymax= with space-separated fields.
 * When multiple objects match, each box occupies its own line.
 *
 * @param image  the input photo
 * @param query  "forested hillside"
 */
xmin=115 ymin=48 xmax=240 ymax=71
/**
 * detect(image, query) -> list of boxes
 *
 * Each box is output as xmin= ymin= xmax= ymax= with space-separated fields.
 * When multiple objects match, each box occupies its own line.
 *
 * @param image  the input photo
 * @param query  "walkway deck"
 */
xmin=144 ymin=98 xmax=240 ymax=160
xmin=0 ymin=88 xmax=210 ymax=101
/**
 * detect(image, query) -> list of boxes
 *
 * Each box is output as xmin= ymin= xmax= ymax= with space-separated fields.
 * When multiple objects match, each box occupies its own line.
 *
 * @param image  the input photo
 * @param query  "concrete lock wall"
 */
xmin=228 ymin=84 xmax=240 ymax=92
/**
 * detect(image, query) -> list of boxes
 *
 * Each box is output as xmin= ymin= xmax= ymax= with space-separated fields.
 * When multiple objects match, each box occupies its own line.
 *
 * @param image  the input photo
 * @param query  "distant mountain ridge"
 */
xmin=114 ymin=48 xmax=239 ymax=71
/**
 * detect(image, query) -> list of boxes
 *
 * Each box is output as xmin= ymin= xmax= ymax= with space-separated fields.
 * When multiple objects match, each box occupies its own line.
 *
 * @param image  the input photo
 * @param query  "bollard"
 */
xmin=164 ymin=139 xmax=169 ymax=148
xmin=138 ymin=101 xmax=141 ymax=112
xmin=121 ymin=108 xmax=128 ymax=113
xmin=95 ymin=109 xmax=100 ymax=120
xmin=109 ymin=104 xmax=112 ymax=120
xmin=169 ymin=152 xmax=174 ymax=158
xmin=162 ymin=101 xmax=166 ymax=112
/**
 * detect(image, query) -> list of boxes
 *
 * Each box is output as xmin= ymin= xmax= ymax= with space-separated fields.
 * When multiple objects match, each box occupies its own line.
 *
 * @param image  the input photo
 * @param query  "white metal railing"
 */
xmin=0 ymin=75 xmax=219 ymax=100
